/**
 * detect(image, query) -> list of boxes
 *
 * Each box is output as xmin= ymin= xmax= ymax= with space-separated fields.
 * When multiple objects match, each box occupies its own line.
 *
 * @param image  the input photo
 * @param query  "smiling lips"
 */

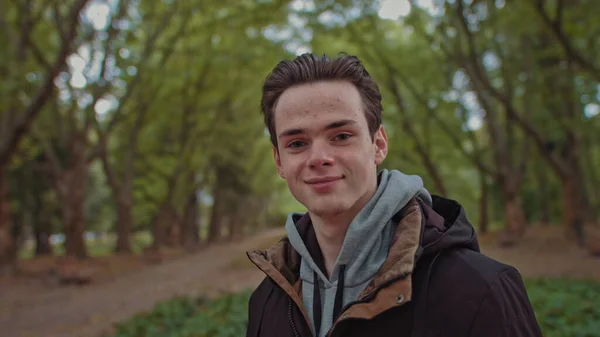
xmin=305 ymin=176 xmax=343 ymax=192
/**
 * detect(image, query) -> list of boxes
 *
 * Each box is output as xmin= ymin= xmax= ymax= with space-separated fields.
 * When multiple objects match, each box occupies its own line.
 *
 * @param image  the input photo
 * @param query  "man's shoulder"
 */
xmin=249 ymin=276 xmax=276 ymax=305
xmin=420 ymin=247 xmax=527 ymax=316
xmin=430 ymin=248 xmax=543 ymax=336
xmin=453 ymin=247 xmax=517 ymax=279
xmin=434 ymin=247 xmax=522 ymax=294
xmin=247 ymin=276 xmax=277 ymax=336
xmin=412 ymin=248 xmax=528 ymax=333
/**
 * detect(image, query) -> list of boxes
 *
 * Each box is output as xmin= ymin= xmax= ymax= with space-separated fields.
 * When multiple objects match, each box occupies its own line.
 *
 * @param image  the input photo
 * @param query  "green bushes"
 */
xmin=109 ymin=290 xmax=252 ymax=337
xmin=109 ymin=278 xmax=600 ymax=337
xmin=525 ymin=278 xmax=600 ymax=337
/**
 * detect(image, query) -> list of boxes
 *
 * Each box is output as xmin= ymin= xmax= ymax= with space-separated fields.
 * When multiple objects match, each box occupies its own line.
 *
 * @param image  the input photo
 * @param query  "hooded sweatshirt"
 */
xmin=285 ymin=169 xmax=432 ymax=337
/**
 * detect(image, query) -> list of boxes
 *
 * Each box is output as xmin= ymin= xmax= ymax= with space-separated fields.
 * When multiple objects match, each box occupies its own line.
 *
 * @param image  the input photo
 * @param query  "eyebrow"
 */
xmin=278 ymin=119 xmax=357 ymax=139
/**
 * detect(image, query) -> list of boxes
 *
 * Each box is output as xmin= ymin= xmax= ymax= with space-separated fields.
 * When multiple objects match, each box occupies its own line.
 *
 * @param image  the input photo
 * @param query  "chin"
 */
xmin=305 ymin=200 xmax=349 ymax=218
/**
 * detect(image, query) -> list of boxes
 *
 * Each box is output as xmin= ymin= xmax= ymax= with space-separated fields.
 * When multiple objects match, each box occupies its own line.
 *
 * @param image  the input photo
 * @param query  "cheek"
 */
xmin=281 ymin=156 xmax=304 ymax=177
xmin=350 ymin=143 xmax=376 ymax=163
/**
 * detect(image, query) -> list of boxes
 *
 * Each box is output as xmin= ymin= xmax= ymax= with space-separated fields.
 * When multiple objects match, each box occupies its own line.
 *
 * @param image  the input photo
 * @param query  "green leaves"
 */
xmin=110 ymin=290 xmax=253 ymax=337
xmin=525 ymin=278 xmax=600 ymax=337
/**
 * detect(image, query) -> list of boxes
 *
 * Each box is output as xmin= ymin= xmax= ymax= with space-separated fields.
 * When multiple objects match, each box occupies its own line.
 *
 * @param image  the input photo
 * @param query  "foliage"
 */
xmin=109 ymin=289 xmax=252 ymax=337
xmin=2 ymin=0 xmax=600 ymax=260
xmin=109 ymin=279 xmax=600 ymax=337
xmin=525 ymin=278 xmax=600 ymax=337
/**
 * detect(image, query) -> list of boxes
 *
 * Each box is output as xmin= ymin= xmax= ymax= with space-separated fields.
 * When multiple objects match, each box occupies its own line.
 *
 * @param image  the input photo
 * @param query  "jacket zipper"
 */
xmin=324 ymin=272 xmax=411 ymax=337
xmin=288 ymin=297 xmax=302 ymax=337
xmin=249 ymin=251 xmax=314 ymax=337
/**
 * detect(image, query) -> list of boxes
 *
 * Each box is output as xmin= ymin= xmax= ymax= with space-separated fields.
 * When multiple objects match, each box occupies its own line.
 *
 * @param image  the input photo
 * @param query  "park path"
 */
xmin=1 ymin=225 xmax=599 ymax=337
xmin=1 ymin=228 xmax=285 ymax=337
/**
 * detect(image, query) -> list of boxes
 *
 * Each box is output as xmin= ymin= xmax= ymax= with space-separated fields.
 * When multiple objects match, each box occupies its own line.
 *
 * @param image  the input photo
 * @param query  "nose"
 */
xmin=307 ymin=141 xmax=334 ymax=168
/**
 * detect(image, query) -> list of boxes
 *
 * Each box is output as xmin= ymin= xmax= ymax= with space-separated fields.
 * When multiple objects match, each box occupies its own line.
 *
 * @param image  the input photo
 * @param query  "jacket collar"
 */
xmin=246 ymin=198 xmax=424 ymax=329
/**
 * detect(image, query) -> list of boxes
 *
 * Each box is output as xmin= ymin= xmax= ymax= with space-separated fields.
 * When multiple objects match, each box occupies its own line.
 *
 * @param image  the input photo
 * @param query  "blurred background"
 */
xmin=0 ymin=0 xmax=599 ymax=336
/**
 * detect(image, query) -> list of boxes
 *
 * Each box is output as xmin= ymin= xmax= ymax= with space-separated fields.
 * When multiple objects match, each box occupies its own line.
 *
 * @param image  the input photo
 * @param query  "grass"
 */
xmin=108 ymin=277 xmax=600 ymax=337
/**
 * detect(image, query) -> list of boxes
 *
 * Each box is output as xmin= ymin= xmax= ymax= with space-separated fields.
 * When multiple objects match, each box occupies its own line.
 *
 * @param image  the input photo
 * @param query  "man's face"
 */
xmin=272 ymin=80 xmax=388 ymax=219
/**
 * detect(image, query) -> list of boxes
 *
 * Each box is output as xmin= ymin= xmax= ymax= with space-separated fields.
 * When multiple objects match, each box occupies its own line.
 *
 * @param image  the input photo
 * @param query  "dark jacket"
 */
xmin=246 ymin=196 xmax=543 ymax=337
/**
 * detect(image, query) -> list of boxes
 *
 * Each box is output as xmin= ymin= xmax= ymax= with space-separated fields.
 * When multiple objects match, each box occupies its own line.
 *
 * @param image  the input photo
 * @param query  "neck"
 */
xmin=310 ymin=191 xmax=374 ymax=277
xmin=311 ymin=213 xmax=351 ymax=278
xmin=310 ymin=176 xmax=379 ymax=278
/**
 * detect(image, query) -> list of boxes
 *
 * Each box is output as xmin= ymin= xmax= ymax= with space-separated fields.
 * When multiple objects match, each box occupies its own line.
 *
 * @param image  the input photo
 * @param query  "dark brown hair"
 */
xmin=260 ymin=53 xmax=383 ymax=148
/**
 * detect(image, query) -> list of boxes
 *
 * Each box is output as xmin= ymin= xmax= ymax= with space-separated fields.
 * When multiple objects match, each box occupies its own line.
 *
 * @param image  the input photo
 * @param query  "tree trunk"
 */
xmin=582 ymin=132 xmax=600 ymax=222
xmin=504 ymin=193 xmax=527 ymax=239
xmin=535 ymin=158 xmax=551 ymax=225
xmin=207 ymin=173 xmax=224 ymax=244
xmin=562 ymin=174 xmax=587 ymax=246
xmin=150 ymin=204 xmax=171 ymax=249
xmin=33 ymin=192 xmax=53 ymax=256
xmin=228 ymin=194 xmax=245 ymax=241
xmin=230 ymin=218 xmax=244 ymax=241
xmin=479 ymin=173 xmax=488 ymax=234
xmin=498 ymin=176 xmax=527 ymax=246
xmin=115 ymin=193 xmax=133 ymax=254
xmin=466 ymin=54 xmax=528 ymax=241
xmin=534 ymin=27 xmax=590 ymax=243
xmin=58 ymin=134 xmax=88 ymax=259
xmin=0 ymin=166 xmax=15 ymax=274
xmin=34 ymin=227 xmax=53 ymax=256
xmin=60 ymin=172 xmax=87 ymax=258
xmin=101 ymin=151 xmax=134 ymax=254
xmin=182 ymin=190 xmax=200 ymax=249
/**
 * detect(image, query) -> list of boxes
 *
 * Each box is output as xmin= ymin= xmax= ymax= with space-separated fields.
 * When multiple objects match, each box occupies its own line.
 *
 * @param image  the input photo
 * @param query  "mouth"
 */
xmin=305 ymin=176 xmax=343 ymax=184
xmin=305 ymin=176 xmax=343 ymax=192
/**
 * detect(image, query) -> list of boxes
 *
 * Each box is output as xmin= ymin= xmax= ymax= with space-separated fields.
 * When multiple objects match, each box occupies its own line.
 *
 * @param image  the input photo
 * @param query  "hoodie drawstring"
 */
xmin=312 ymin=264 xmax=347 ymax=336
xmin=332 ymin=264 xmax=346 ymax=322
xmin=313 ymin=271 xmax=322 ymax=335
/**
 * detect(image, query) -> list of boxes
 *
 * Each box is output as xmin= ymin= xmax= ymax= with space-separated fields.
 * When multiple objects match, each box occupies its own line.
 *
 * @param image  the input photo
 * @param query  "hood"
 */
xmin=417 ymin=195 xmax=481 ymax=260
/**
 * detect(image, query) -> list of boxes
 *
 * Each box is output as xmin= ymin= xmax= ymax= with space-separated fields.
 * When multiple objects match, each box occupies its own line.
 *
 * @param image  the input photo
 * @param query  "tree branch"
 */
xmin=30 ymin=127 xmax=62 ymax=179
xmin=0 ymin=0 xmax=89 ymax=167
xmin=25 ymin=34 xmax=52 ymax=70
xmin=454 ymin=1 xmax=568 ymax=178
xmin=393 ymin=65 xmax=496 ymax=177
xmin=533 ymin=1 xmax=600 ymax=81
xmin=17 ymin=0 xmax=33 ymax=60
xmin=0 ymin=0 xmax=17 ymax=53
xmin=52 ymin=2 xmax=67 ymax=45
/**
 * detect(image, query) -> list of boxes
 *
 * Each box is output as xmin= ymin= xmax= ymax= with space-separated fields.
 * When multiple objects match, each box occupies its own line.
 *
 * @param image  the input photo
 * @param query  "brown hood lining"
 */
xmin=359 ymin=198 xmax=422 ymax=298
xmin=256 ymin=237 xmax=301 ymax=286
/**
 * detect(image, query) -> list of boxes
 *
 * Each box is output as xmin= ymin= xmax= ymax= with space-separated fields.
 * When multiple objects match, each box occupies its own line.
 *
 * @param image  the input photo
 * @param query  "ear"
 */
xmin=273 ymin=145 xmax=286 ymax=179
xmin=374 ymin=125 xmax=388 ymax=165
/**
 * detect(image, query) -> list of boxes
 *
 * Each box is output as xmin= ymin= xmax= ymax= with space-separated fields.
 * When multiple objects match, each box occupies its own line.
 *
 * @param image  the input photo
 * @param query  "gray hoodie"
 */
xmin=285 ymin=169 xmax=432 ymax=337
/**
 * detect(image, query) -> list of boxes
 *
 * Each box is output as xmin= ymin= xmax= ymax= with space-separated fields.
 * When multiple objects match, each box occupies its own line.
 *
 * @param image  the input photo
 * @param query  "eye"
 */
xmin=287 ymin=140 xmax=306 ymax=149
xmin=334 ymin=133 xmax=352 ymax=141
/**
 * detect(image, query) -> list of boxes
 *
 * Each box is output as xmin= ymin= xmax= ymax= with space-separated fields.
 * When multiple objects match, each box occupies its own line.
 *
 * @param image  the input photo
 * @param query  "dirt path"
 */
xmin=479 ymin=226 xmax=600 ymax=281
xmin=0 ymin=228 xmax=284 ymax=337
xmin=1 ymin=225 xmax=598 ymax=337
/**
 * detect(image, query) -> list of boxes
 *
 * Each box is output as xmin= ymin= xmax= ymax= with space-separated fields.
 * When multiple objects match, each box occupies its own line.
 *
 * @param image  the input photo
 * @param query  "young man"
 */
xmin=246 ymin=53 xmax=543 ymax=337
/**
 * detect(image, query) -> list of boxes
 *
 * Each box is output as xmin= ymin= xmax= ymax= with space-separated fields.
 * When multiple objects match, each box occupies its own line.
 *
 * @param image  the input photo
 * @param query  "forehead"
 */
xmin=273 ymin=81 xmax=366 ymax=130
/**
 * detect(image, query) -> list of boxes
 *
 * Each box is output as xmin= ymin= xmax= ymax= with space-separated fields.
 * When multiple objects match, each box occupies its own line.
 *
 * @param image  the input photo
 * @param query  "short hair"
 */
xmin=260 ymin=53 xmax=383 ymax=148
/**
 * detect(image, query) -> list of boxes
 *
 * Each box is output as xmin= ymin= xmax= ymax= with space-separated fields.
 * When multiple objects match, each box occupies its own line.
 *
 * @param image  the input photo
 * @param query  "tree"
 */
xmin=0 ymin=0 xmax=90 ymax=270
